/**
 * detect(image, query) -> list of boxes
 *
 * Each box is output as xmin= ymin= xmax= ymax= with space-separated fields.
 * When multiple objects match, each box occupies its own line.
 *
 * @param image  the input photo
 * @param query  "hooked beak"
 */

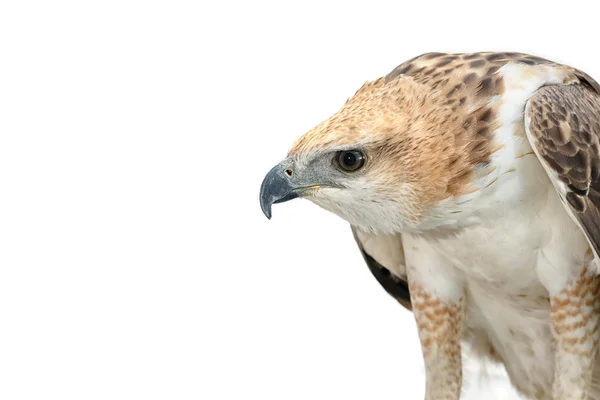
xmin=259 ymin=163 xmax=300 ymax=219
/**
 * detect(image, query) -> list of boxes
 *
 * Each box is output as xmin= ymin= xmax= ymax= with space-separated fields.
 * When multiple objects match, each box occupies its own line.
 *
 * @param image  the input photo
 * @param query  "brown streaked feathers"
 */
xmin=527 ymin=81 xmax=600 ymax=257
xmin=289 ymin=74 xmax=474 ymax=224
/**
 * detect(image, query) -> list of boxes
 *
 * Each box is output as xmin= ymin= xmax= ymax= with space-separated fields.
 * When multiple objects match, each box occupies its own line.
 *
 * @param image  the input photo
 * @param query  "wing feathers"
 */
xmin=527 ymin=83 xmax=600 ymax=256
xmin=351 ymin=227 xmax=412 ymax=310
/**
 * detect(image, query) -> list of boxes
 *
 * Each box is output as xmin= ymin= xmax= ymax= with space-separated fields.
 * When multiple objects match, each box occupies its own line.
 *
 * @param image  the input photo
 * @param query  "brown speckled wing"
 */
xmin=527 ymin=82 xmax=600 ymax=256
xmin=351 ymin=227 xmax=412 ymax=311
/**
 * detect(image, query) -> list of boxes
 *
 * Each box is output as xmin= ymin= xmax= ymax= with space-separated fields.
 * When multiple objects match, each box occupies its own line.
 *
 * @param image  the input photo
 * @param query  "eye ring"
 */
xmin=335 ymin=150 xmax=366 ymax=172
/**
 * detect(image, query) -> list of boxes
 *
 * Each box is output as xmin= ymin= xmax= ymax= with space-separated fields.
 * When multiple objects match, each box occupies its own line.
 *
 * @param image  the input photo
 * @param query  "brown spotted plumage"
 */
xmin=410 ymin=282 xmax=464 ymax=400
xmin=550 ymin=264 xmax=600 ymax=399
xmin=528 ymin=83 xmax=600 ymax=257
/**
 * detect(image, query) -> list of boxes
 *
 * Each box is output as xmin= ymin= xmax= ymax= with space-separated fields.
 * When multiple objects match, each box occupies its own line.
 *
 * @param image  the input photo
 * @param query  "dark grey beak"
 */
xmin=259 ymin=164 xmax=299 ymax=219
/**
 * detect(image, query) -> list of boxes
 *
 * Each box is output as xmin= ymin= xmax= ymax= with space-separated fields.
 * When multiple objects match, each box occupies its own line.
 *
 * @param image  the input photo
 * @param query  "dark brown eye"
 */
xmin=336 ymin=150 xmax=365 ymax=172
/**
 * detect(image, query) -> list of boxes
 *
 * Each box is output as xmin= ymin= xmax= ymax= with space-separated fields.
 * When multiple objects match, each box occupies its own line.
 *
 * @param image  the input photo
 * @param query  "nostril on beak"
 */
xmin=284 ymin=169 xmax=293 ymax=177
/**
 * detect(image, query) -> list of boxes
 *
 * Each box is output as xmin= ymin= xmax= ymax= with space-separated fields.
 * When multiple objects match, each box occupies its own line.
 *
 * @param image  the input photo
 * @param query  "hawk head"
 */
xmin=260 ymin=75 xmax=473 ymax=233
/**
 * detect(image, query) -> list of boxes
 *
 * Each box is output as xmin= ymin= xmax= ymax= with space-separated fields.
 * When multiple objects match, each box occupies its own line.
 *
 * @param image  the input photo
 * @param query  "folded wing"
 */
xmin=351 ymin=226 xmax=411 ymax=310
xmin=526 ymin=76 xmax=600 ymax=257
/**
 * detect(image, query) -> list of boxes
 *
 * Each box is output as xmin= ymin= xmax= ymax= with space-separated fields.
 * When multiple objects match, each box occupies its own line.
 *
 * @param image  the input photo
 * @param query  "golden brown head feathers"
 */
xmin=288 ymin=72 xmax=476 ymax=219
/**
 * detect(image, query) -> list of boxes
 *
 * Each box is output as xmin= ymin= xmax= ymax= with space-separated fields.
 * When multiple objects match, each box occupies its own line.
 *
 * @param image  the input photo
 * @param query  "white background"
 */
xmin=0 ymin=1 xmax=598 ymax=399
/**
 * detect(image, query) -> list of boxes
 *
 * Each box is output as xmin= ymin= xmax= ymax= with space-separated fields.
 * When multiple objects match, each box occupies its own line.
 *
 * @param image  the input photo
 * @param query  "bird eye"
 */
xmin=335 ymin=150 xmax=365 ymax=172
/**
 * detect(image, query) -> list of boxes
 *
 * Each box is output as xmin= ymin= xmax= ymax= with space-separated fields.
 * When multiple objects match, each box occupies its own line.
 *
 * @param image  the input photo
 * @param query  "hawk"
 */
xmin=259 ymin=52 xmax=600 ymax=399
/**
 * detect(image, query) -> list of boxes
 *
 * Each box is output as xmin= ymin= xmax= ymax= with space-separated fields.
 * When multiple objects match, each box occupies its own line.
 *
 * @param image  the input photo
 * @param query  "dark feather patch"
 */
xmin=351 ymin=227 xmax=412 ymax=311
xmin=362 ymin=251 xmax=411 ymax=308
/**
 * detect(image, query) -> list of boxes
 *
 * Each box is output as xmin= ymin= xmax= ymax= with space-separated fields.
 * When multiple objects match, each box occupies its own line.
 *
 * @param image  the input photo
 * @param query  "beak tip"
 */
xmin=262 ymin=206 xmax=272 ymax=220
xmin=260 ymin=191 xmax=273 ymax=220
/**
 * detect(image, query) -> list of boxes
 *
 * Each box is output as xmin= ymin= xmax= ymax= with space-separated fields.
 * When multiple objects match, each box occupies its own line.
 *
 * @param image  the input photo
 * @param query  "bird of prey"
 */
xmin=259 ymin=52 xmax=600 ymax=399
